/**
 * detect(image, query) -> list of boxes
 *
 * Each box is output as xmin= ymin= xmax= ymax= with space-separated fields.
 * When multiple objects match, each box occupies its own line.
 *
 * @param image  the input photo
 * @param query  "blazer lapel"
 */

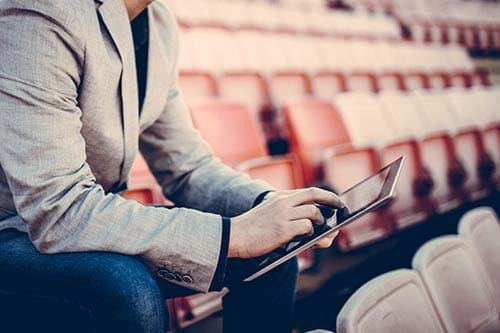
xmin=97 ymin=0 xmax=139 ymax=184
xmin=139 ymin=7 xmax=171 ymax=132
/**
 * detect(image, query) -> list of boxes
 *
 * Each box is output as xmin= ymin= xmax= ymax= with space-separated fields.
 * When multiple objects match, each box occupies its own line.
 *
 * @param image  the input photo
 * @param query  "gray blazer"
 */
xmin=0 ymin=0 xmax=272 ymax=292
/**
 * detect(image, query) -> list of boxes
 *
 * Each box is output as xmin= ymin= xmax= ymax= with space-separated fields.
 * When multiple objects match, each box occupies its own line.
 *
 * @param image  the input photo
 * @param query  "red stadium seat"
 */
xmin=189 ymin=102 xmax=305 ymax=189
xmin=323 ymin=146 xmax=392 ymax=250
xmin=189 ymin=100 xmax=305 ymax=192
xmin=190 ymin=101 xmax=267 ymax=165
xmin=284 ymin=98 xmax=392 ymax=249
xmin=123 ymin=154 xmax=168 ymax=205
xmin=284 ymin=99 xmax=351 ymax=184
xmin=236 ymin=155 xmax=304 ymax=190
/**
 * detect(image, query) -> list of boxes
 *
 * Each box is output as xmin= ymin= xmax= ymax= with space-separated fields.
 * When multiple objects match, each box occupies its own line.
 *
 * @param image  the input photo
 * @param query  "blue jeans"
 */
xmin=0 ymin=229 xmax=298 ymax=333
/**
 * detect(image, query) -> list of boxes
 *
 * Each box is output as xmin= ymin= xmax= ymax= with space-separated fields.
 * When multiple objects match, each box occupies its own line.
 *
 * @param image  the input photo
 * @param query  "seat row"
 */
xmin=337 ymin=206 xmax=500 ymax=333
xmin=178 ymin=28 xmax=489 ymax=124
xmin=162 ymin=0 xmax=401 ymax=39
xmin=395 ymin=0 xmax=500 ymax=52
xmin=180 ymin=28 xmax=474 ymax=75
xmin=187 ymin=86 xmax=500 ymax=250
xmin=406 ymin=18 xmax=500 ymax=52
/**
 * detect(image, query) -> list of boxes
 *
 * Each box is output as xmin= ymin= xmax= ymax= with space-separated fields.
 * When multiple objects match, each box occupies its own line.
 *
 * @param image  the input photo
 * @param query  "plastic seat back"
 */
xmin=378 ymin=91 xmax=428 ymax=141
xmin=458 ymin=207 xmax=500 ymax=306
xmin=123 ymin=154 xmax=167 ymax=205
xmin=412 ymin=236 xmax=500 ymax=333
xmin=337 ymin=269 xmax=443 ymax=333
xmin=236 ymin=156 xmax=304 ymax=191
xmin=284 ymin=99 xmax=351 ymax=184
xmin=323 ymin=147 xmax=390 ymax=250
xmin=334 ymin=92 xmax=393 ymax=147
xmin=190 ymin=102 xmax=267 ymax=165
xmin=409 ymin=90 xmax=459 ymax=135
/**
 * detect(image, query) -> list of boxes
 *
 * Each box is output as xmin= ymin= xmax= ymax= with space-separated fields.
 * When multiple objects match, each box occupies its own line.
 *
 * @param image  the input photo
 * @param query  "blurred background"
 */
xmin=123 ymin=0 xmax=500 ymax=331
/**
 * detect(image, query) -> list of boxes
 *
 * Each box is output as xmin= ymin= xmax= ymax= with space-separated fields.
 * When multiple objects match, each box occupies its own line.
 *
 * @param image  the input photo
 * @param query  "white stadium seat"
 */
xmin=337 ymin=269 xmax=443 ymax=333
xmin=412 ymin=236 xmax=500 ymax=333
xmin=458 ymin=207 xmax=500 ymax=306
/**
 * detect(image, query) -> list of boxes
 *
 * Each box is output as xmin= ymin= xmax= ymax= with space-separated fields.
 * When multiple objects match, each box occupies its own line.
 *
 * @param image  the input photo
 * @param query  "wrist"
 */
xmin=228 ymin=216 xmax=243 ymax=258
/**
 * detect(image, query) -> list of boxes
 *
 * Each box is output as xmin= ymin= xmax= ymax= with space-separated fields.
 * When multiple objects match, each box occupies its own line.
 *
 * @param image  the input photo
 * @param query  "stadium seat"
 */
xmin=471 ymin=87 xmax=500 ymax=186
xmin=236 ymin=155 xmax=304 ymax=190
xmin=283 ymin=98 xmax=390 ymax=250
xmin=311 ymin=39 xmax=351 ymax=98
xmin=412 ymin=236 xmax=500 ymax=333
xmin=123 ymin=154 xmax=168 ymax=205
xmin=270 ymin=71 xmax=312 ymax=106
xmin=333 ymin=92 xmax=432 ymax=228
xmin=393 ymin=87 xmax=495 ymax=200
xmin=443 ymin=88 xmax=496 ymax=196
xmin=409 ymin=90 xmax=469 ymax=208
xmin=458 ymin=207 xmax=500 ymax=305
xmin=189 ymin=100 xmax=306 ymax=198
xmin=218 ymin=72 xmax=269 ymax=117
xmin=323 ymin=146 xmax=392 ymax=250
xmin=190 ymin=101 xmax=266 ymax=165
xmin=378 ymin=91 xmax=465 ymax=212
xmin=283 ymin=99 xmax=351 ymax=184
xmin=337 ymin=269 xmax=444 ymax=333
xmin=312 ymin=72 xmax=348 ymax=99
xmin=343 ymin=40 xmax=380 ymax=93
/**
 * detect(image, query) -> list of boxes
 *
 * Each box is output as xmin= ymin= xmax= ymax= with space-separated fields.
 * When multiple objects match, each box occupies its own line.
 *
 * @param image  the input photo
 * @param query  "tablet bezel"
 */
xmin=243 ymin=156 xmax=405 ymax=282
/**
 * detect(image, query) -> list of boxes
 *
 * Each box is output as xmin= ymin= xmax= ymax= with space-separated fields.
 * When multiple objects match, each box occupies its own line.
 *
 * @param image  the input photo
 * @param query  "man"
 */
xmin=0 ymin=0 xmax=344 ymax=332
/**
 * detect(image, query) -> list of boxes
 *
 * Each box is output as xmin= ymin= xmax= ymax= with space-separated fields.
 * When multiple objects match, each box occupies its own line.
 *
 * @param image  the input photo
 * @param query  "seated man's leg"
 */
xmin=222 ymin=257 xmax=299 ymax=333
xmin=0 ymin=229 xmax=171 ymax=333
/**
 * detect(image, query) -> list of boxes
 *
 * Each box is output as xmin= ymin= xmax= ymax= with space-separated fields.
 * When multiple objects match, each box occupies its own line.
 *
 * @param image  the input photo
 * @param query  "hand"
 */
xmin=229 ymin=188 xmax=346 ymax=258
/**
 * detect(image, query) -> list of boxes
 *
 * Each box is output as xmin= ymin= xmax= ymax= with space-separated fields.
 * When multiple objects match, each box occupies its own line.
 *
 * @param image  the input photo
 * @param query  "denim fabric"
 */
xmin=0 ymin=229 xmax=298 ymax=333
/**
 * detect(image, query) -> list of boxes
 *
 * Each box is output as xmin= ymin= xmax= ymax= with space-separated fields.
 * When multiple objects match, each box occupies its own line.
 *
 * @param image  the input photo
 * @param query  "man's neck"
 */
xmin=124 ymin=0 xmax=153 ymax=21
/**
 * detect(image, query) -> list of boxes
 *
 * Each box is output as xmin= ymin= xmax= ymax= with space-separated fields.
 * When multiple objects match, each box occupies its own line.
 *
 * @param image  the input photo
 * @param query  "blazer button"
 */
xmin=182 ymin=275 xmax=193 ymax=284
xmin=157 ymin=269 xmax=169 ymax=279
xmin=165 ymin=272 xmax=176 ymax=281
xmin=172 ymin=272 xmax=182 ymax=281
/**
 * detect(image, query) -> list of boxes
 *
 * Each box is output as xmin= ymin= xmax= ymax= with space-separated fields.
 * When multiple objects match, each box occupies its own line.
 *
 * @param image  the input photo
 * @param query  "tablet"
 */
xmin=244 ymin=156 xmax=405 ymax=282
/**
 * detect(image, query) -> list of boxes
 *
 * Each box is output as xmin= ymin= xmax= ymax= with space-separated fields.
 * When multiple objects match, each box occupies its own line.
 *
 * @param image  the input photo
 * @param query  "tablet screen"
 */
xmin=244 ymin=156 xmax=404 ymax=281
xmin=337 ymin=164 xmax=391 ymax=222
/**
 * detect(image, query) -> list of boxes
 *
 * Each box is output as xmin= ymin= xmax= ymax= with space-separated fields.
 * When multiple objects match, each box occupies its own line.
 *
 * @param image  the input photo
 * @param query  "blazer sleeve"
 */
xmin=139 ymin=6 xmax=274 ymax=217
xmin=0 ymin=1 xmax=226 ymax=292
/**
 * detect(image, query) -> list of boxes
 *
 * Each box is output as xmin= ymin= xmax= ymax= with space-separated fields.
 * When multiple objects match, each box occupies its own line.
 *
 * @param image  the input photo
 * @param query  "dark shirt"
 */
xmin=131 ymin=9 xmax=149 ymax=113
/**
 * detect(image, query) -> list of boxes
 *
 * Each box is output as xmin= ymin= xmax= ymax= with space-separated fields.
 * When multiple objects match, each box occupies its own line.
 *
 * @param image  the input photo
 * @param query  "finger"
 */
xmin=290 ymin=205 xmax=324 ymax=225
xmin=287 ymin=219 xmax=314 ymax=238
xmin=288 ymin=187 xmax=346 ymax=208
xmin=316 ymin=231 xmax=339 ymax=248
